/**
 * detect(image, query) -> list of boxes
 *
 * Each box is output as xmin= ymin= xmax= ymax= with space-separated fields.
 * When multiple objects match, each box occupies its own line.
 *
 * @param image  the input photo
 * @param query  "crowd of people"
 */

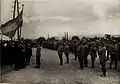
xmin=1 ymin=40 xmax=32 ymax=71
xmin=1 ymin=36 xmax=120 ymax=77
xmin=44 ymin=36 xmax=120 ymax=77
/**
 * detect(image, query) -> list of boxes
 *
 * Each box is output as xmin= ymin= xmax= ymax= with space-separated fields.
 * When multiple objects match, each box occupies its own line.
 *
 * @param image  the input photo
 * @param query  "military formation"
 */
xmin=1 ymin=36 xmax=120 ymax=77
xmin=1 ymin=40 xmax=32 ymax=71
xmin=55 ymin=37 xmax=120 ymax=77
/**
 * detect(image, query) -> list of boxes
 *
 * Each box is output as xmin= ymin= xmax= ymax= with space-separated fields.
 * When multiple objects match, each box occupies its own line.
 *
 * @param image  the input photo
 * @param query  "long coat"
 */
xmin=99 ymin=47 xmax=106 ymax=63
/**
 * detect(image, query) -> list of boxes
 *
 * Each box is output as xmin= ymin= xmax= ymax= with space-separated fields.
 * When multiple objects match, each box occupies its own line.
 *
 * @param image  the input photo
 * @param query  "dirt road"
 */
xmin=1 ymin=48 xmax=120 ymax=84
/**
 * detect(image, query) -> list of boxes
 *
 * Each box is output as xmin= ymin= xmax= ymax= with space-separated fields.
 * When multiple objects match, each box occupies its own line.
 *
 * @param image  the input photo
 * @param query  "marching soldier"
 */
xmin=77 ymin=44 xmax=84 ymax=70
xmin=64 ymin=44 xmax=70 ymax=64
xmin=35 ymin=42 xmax=41 ymax=68
xmin=109 ymin=41 xmax=118 ymax=69
xmin=90 ymin=42 xmax=97 ymax=69
xmin=57 ymin=43 xmax=64 ymax=66
xmin=99 ymin=42 xmax=107 ymax=77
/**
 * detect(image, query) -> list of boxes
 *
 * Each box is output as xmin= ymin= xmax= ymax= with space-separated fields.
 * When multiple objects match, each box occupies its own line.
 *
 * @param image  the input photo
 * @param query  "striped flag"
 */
xmin=0 ymin=8 xmax=23 ymax=38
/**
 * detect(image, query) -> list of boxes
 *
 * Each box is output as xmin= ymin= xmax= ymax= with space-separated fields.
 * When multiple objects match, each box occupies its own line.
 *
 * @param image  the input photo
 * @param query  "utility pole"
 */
xmin=67 ymin=32 xmax=68 ymax=40
xmin=48 ymin=33 xmax=49 ymax=39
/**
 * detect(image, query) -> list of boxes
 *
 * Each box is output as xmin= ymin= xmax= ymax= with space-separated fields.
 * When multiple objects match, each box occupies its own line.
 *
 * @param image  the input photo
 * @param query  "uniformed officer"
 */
xmin=26 ymin=44 xmax=32 ymax=65
xmin=64 ymin=44 xmax=70 ymax=64
xmin=109 ymin=41 xmax=118 ymax=69
xmin=117 ymin=42 xmax=120 ymax=62
xmin=83 ymin=42 xmax=89 ymax=67
xmin=77 ymin=44 xmax=84 ymax=70
xmin=90 ymin=42 xmax=97 ymax=69
xmin=35 ymin=43 xmax=41 ymax=68
xmin=106 ymin=42 xmax=111 ymax=61
xmin=99 ymin=42 xmax=107 ymax=77
xmin=73 ymin=40 xmax=78 ymax=60
xmin=57 ymin=43 xmax=64 ymax=66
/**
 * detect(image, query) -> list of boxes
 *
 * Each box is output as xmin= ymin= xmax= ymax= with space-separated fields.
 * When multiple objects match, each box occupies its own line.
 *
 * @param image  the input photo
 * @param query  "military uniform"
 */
xmin=64 ymin=45 xmax=69 ymax=64
xmin=73 ymin=42 xmax=78 ymax=60
xmin=99 ymin=45 xmax=107 ymax=77
xmin=35 ymin=46 xmax=41 ymax=68
xmin=83 ymin=44 xmax=89 ymax=67
xmin=90 ymin=44 xmax=97 ymax=69
xmin=25 ymin=44 xmax=32 ymax=65
xmin=106 ymin=43 xmax=110 ymax=60
xmin=110 ymin=44 xmax=118 ymax=69
xmin=117 ymin=42 xmax=120 ymax=62
xmin=58 ymin=45 xmax=64 ymax=66
xmin=77 ymin=44 xmax=84 ymax=69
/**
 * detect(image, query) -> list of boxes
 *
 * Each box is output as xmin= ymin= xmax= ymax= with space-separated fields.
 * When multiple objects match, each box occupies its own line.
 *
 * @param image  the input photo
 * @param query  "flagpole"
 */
xmin=11 ymin=0 xmax=17 ymax=41
xmin=19 ymin=4 xmax=24 ymax=40
xmin=16 ymin=0 xmax=20 ymax=41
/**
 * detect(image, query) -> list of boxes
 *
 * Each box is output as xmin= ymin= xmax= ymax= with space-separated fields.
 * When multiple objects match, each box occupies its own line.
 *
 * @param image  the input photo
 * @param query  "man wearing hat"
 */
xmin=64 ymin=43 xmax=70 ymax=64
xmin=73 ymin=40 xmax=78 ymax=60
xmin=77 ymin=43 xmax=84 ymax=70
xmin=90 ymin=42 xmax=97 ymax=69
xmin=57 ymin=43 xmax=64 ymax=66
xmin=109 ymin=40 xmax=118 ymax=69
xmin=99 ymin=42 xmax=107 ymax=77
xmin=83 ymin=41 xmax=89 ymax=67
xmin=35 ymin=42 xmax=41 ymax=68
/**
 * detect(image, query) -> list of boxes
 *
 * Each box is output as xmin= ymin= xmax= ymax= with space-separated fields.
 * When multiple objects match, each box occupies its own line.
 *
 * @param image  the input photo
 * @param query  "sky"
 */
xmin=1 ymin=0 xmax=120 ymax=39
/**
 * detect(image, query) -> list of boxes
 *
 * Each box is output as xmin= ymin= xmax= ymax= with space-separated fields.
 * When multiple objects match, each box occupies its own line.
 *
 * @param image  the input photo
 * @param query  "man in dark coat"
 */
xmin=106 ymin=42 xmax=111 ymax=61
xmin=18 ymin=44 xmax=26 ymax=69
xmin=13 ymin=42 xmax=20 ymax=71
xmin=83 ymin=42 xmax=89 ymax=67
xmin=99 ymin=42 xmax=107 ymax=77
xmin=90 ymin=42 xmax=97 ymax=69
xmin=117 ymin=42 xmax=120 ymax=62
xmin=73 ymin=41 xmax=78 ymax=60
xmin=77 ymin=44 xmax=84 ymax=70
xmin=109 ymin=41 xmax=118 ymax=69
xmin=57 ymin=43 xmax=64 ymax=66
xmin=25 ymin=44 xmax=32 ymax=65
xmin=64 ymin=44 xmax=70 ymax=64
xmin=35 ymin=43 xmax=41 ymax=68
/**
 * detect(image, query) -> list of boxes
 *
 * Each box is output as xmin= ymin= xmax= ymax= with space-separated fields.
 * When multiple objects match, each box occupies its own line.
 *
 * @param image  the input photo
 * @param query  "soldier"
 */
xmin=83 ymin=42 xmax=89 ymax=67
xmin=109 ymin=41 xmax=118 ymax=69
xmin=35 ymin=43 xmax=41 ymax=68
xmin=77 ymin=43 xmax=84 ymax=70
xmin=57 ymin=43 xmax=64 ymax=66
xmin=64 ymin=44 xmax=70 ymax=64
xmin=73 ymin=40 xmax=78 ymax=60
xmin=99 ymin=42 xmax=107 ymax=77
xmin=106 ymin=41 xmax=111 ymax=61
xmin=18 ymin=43 xmax=26 ymax=69
xmin=90 ymin=42 xmax=97 ymax=69
xmin=26 ymin=44 xmax=32 ymax=65
xmin=118 ymin=42 xmax=120 ymax=62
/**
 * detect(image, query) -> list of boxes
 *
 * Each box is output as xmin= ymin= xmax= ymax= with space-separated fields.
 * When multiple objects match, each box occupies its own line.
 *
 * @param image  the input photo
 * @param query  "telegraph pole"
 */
xmin=48 ymin=33 xmax=49 ymax=39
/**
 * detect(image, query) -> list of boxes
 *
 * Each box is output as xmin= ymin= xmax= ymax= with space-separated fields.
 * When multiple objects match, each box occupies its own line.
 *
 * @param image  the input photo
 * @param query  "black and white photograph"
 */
xmin=0 ymin=0 xmax=120 ymax=84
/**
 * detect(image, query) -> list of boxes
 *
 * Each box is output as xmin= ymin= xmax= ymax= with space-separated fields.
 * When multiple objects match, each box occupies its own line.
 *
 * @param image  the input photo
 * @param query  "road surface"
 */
xmin=1 ymin=48 xmax=120 ymax=84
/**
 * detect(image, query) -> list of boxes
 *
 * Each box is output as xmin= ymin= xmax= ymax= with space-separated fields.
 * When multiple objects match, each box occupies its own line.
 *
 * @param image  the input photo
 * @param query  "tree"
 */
xmin=62 ymin=37 xmax=66 ymax=41
xmin=48 ymin=37 xmax=56 ymax=41
xmin=37 ymin=37 xmax=46 ymax=43
xmin=72 ymin=36 xmax=79 ymax=40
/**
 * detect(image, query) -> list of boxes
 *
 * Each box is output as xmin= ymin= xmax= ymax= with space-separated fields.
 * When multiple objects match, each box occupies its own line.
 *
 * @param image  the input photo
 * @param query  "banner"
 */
xmin=0 ymin=9 xmax=23 ymax=38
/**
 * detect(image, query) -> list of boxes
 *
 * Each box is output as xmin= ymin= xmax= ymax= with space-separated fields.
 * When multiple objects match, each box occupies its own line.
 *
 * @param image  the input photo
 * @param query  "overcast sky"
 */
xmin=1 ymin=0 xmax=120 ymax=39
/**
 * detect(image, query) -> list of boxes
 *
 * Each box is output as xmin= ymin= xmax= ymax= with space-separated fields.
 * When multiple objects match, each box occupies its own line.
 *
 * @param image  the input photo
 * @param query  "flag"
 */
xmin=0 ymin=8 xmax=23 ymax=38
